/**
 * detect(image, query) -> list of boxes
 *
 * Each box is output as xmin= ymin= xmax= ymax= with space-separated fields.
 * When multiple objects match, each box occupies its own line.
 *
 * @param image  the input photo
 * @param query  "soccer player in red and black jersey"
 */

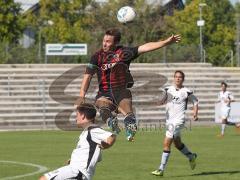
xmin=75 ymin=28 xmax=181 ymax=141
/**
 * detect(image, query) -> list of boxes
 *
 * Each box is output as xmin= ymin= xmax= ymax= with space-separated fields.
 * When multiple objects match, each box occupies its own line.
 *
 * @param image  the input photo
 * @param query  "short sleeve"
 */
xmin=90 ymin=128 xmax=113 ymax=144
xmin=164 ymin=86 xmax=170 ymax=92
xmin=85 ymin=54 xmax=99 ymax=75
xmin=188 ymin=94 xmax=198 ymax=106
xmin=122 ymin=46 xmax=139 ymax=61
xmin=186 ymin=88 xmax=198 ymax=105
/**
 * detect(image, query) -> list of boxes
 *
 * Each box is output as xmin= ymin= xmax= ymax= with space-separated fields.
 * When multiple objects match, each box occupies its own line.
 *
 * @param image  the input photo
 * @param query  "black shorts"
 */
xmin=96 ymin=89 xmax=132 ymax=106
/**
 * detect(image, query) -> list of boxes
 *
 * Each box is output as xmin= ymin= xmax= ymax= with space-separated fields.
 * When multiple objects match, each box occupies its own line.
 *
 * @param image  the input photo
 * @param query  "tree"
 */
xmin=166 ymin=0 xmax=236 ymax=66
xmin=0 ymin=0 xmax=25 ymax=63
xmin=88 ymin=0 xmax=171 ymax=62
xmin=26 ymin=0 xmax=94 ymax=43
xmin=24 ymin=0 xmax=95 ymax=63
xmin=0 ymin=0 xmax=24 ymax=43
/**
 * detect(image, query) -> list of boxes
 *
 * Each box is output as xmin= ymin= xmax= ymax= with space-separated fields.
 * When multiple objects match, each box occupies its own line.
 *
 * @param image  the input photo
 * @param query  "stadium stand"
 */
xmin=0 ymin=63 xmax=239 ymax=130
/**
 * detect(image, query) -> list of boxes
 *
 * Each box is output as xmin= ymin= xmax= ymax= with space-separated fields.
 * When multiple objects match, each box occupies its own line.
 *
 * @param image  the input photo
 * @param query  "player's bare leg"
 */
xmin=95 ymin=97 xmax=120 ymax=134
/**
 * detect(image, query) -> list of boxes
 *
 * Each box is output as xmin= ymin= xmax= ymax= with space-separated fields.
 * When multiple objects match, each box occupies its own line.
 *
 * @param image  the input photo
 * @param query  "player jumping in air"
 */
xmin=75 ymin=28 xmax=181 ymax=141
xmin=39 ymin=103 xmax=116 ymax=180
xmin=217 ymin=82 xmax=240 ymax=137
xmin=152 ymin=71 xmax=199 ymax=177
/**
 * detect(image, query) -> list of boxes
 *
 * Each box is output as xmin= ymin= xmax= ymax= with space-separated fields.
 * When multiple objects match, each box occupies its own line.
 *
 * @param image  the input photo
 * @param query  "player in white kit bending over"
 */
xmin=217 ymin=82 xmax=240 ymax=137
xmin=152 ymin=70 xmax=199 ymax=177
xmin=39 ymin=103 xmax=116 ymax=180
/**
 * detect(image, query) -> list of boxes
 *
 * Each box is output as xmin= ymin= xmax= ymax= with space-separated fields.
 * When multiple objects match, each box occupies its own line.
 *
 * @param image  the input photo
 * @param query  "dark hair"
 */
xmin=221 ymin=81 xmax=228 ymax=87
xmin=77 ymin=103 xmax=96 ymax=121
xmin=105 ymin=28 xmax=121 ymax=43
xmin=174 ymin=70 xmax=185 ymax=81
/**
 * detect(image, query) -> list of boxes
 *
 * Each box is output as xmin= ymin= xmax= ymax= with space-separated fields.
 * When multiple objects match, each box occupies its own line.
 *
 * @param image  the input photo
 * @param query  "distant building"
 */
xmin=15 ymin=0 xmax=40 ymax=48
xmin=15 ymin=0 xmax=39 ymax=12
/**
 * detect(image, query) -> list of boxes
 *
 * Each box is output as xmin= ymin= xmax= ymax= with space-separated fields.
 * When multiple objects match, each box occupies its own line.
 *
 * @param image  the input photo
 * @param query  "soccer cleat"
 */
xmin=189 ymin=153 xmax=197 ymax=170
xmin=107 ymin=117 xmax=121 ymax=134
xmin=217 ymin=134 xmax=224 ymax=138
xmin=151 ymin=169 xmax=164 ymax=176
xmin=125 ymin=123 xmax=137 ymax=142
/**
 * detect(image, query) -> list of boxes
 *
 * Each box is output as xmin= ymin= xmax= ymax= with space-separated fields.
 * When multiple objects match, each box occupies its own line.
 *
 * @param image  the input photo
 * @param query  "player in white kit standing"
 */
xmin=217 ymin=82 xmax=240 ymax=137
xmin=151 ymin=70 xmax=199 ymax=177
xmin=39 ymin=103 xmax=116 ymax=180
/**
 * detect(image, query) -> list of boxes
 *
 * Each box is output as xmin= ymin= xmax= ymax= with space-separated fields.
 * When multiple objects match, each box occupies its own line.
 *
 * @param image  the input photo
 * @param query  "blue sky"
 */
xmin=230 ymin=0 xmax=238 ymax=4
xmin=195 ymin=0 xmax=237 ymax=4
xmin=183 ymin=0 xmax=238 ymax=5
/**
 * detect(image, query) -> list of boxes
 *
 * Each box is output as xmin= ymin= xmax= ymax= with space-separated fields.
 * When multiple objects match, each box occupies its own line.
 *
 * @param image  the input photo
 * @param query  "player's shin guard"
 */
xmin=124 ymin=113 xmax=137 ymax=141
xmin=177 ymin=144 xmax=193 ymax=159
xmin=159 ymin=150 xmax=171 ymax=171
xmin=177 ymin=144 xmax=197 ymax=170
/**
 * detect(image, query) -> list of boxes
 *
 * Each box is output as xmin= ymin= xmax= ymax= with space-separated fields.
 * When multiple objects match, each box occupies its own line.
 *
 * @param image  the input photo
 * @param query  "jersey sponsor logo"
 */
xmin=101 ymin=62 xmax=117 ymax=71
xmin=172 ymin=96 xmax=180 ymax=102
xmin=101 ymin=53 xmax=121 ymax=71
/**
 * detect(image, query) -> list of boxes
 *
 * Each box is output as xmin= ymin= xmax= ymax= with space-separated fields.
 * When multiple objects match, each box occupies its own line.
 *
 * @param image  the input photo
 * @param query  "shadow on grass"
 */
xmin=192 ymin=170 xmax=240 ymax=176
xmin=169 ymin=170 xmax=240 ymax=178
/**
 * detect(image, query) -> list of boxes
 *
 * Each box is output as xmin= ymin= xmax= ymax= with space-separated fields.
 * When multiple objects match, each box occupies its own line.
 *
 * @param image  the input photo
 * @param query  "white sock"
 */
xmin=221 ymin=124 xmax=226 ymax=135
xmin=159 ymin=151 xmax=170 ymax=171
xmin=179 ymin=144 xmax=193 ymax=160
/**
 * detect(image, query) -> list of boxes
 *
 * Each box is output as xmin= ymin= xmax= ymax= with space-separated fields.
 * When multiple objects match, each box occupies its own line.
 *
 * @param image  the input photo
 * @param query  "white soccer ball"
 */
xmin=117 ymin=6 xmax=136 ymax=23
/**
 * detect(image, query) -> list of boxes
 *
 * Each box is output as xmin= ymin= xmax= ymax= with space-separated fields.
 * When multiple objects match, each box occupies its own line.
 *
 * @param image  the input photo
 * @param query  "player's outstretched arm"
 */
xmin=138 ymin=34 xmax=181 ymax=54
xmin=99 ymin=134 xmax=116 ymax=149
xmin=193 ymin=104 xmax=199 ymax=121
xmin=74 ymin=74 xmax=92 ymax=107
xmin=189 ymin=94 xmax=198 ymax=121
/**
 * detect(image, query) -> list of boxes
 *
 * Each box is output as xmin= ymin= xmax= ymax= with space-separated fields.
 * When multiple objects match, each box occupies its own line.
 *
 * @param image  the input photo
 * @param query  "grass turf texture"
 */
xmin=0 ymin=126 xmax=240 ymax=180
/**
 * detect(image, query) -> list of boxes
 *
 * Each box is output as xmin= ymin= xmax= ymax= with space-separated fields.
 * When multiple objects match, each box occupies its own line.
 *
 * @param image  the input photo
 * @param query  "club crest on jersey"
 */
xmin=113 ymin=54 xmax=121 ymax=62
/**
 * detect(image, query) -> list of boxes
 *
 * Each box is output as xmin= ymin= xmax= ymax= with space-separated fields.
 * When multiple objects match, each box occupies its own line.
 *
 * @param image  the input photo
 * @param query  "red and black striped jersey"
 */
xmin=85 ymin=46 xmax=138 ymax=92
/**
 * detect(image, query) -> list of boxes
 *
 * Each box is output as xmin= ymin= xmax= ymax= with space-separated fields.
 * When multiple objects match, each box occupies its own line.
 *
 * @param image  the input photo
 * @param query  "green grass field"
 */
xmin=0 ymin=126 xmax=240 ymax=180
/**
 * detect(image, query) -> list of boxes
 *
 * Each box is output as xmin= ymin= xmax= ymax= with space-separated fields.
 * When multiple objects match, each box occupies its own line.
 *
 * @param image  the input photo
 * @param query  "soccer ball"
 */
xmin=117 ymin=6 xmax=136 ymax=23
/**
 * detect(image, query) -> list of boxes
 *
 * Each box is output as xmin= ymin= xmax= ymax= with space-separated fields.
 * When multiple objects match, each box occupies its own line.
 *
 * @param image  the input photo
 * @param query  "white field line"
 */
xmin=0 ymin=160 xmax=48 ymax=180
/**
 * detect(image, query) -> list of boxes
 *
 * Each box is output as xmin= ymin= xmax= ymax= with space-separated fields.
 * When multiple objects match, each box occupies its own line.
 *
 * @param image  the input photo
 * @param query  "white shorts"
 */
xmin=165 ymin=122 xmax=185 ymax=139
xmin=221 ymin=108 xmax=230 ymax=119
xmin=44 ymin=165 xmax=87 ymax=180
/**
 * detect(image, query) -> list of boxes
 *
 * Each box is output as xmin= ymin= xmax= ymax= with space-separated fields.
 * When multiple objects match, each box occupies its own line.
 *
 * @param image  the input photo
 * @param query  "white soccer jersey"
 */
xmin=165 ymin=86 xmax=198 ymax=124
xmin=70 ymin=125 xmax=112 ymax=180
xmin=218 ymin=90 xmax=234 ymax=109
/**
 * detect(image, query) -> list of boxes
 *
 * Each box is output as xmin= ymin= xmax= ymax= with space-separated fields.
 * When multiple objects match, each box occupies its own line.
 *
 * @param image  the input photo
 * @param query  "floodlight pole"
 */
xmin=198 ymin=3 xmax=206 ymax=63
xmin=236 ymin=14 xmax=240 ymax=67
xmin=199 ymin=7 xmax=203 ymax=62
xmin=38 ymin=27 xmax=42 ymax=62
xmin=38 ymin=20 xmax=54 ymax=63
